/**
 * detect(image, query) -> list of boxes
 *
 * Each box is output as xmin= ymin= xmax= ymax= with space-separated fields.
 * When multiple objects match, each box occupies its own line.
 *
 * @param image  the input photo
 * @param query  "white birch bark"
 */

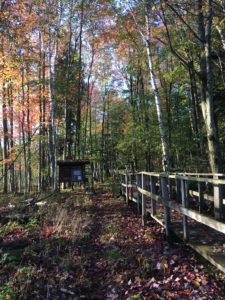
xmin=46 ymin=0 xmax=62 ymax=190
xmin=128 ymin=2 xmax=169 ymax=171
xmin=216 ymin=25 xmax=225 ymax=51
xmin=145 ymin=11 xmax=169 ymax=171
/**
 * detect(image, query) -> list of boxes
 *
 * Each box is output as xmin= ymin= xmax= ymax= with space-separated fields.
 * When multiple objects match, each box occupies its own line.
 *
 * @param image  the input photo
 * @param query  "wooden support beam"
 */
xmin=137 ymin=187 xmax=161 ymax=201
xmin=142 ymin=173 xmax=147 ymax=226
xmin=214 ymin=175 xmax=225 ymax=221
xmin=161 ymin=176 xmax=171 ymax=238
xmin=176 ymin=178 xmax=181 ymax=203
xmin=181 ymin=179 xmax=189 ymax=241
xmin=198 ymin=182 xmax=204 ymax=214
xmin=168 ymin=201 xmax=225 ymax=235
xmin=125 ymin=174 xmax=129 ymax=204
xmin=136 ymin=174 xmax=141 ymax=214
xmin=150 ymin=176 xmax=157 ymax=216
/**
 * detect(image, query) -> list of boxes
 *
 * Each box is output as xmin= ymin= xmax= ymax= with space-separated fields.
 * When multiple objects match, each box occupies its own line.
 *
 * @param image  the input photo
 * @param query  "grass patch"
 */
xmin=105 ymin=247 xmax=125 ymax=265
xmin=0 ymin=251 xmax=19 ymax=268
xmin=0 ymin=285 xmax=14 ymax=300
xmin=100 ymin=222 xmax=121 ymax=243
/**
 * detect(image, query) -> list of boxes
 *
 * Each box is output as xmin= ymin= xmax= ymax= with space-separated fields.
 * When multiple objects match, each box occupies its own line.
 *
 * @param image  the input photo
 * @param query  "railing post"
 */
xmin=181 ymin=178 xmax=189 ymax=241
xmin=161 ymin=175 xmax=171 ymax=239
xmin=214 ymin=175 xmax=225 ymax=221
xmin=176 ymin=177 xmax=181 ymax=203
xmin=150 ymin=176 xmax=157 ymax=216
xmin=136 ymin=174 xmax=141 ymax=214
xmin=141 ymin=173 xmax=147 ymax=226
xmin=130 ymin=174 xmax=133 ymax=200
xmin=168 ymin=177 xmax=173 ymax=201
xmin=198 ymin=181 xmax=204 ymax=214
xmin=125 ymin=174 xmax=129 ymax=204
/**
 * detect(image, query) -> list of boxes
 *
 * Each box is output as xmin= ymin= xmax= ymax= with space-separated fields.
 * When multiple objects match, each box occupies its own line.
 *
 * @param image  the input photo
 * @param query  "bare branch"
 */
xmin=164 ymin=0 xmax=204 ymax=43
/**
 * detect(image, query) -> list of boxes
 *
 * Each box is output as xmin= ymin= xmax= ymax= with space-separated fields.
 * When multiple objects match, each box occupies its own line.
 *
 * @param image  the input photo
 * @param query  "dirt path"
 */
xmin=73 ymin=191 xmax=225 ymax=300
xmin=0 ymin=189 xmax=224 ymax=299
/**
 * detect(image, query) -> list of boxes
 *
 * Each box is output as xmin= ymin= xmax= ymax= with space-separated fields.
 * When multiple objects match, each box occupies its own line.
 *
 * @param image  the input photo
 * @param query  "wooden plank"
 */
xmin=120 ymin=172 xmax=225 ymax=184
xmin=137 ymin=187 xmax=161 ymax=201
xmin=176 ymin=178 xmax=181 ymax=203
xmin=121 ymin=183 xmax=134 ymax=188
xmin=141 ymin=171 xmax=160 ymax=177
xmin=188 ymin=244 xmax=225 ymax=274
xmin=168 ymin=201 xmax=225 ymax=235
xmin=189 ymin=189 xmax=225 ymax=205
xmin=130 ymin=197 xmax=138 ymax=203
xmin=214 ymin=175 xmax=224 ymax=221
xmin=121 ymin=172 xmax=225 ymax=235
xmin=176 ymin=173 xmax=224 ymax=176
xmin=198 ymin=182 xmax=204 ymax=214
xmin=171 ymin=222 xmax=225 ymax=274
xmin=181 ymin=179 xmax=189 ymax=241
xmin=136 ymin=174 xmax=141 ymax=214
xmin=150 ymin=215 xmax=165 ymax=227
xmin=150 ymin=176 xmax=157 ymax=216
xmin=190 ymin=190 xmax=214 ymax=202
xmin=125 ymin=175 xmax=129 ymax=204
xmin=161 ymin=176 xmax=171 ymax=238
xmin=175 ymin=175 xmax=225 ymax=185
xmin=142 ymin=173 xmax=147 ymax=226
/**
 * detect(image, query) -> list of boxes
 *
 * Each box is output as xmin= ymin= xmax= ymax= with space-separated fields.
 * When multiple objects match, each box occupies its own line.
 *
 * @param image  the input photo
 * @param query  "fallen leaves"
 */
xmin=0 ymin=189 xmax=224 ymax=299
xmin=114 ymin=274 xmax=123 ymax=285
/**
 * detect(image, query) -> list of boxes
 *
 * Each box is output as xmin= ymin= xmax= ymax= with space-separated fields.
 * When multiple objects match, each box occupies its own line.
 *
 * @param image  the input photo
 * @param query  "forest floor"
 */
xmin=0 ymin=185 xmax=225 ymax=299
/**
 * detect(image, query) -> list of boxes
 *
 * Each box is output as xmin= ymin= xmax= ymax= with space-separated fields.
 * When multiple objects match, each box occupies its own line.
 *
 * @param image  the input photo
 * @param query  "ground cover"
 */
xmin=0 ymin=186 xmax=224 ymax=299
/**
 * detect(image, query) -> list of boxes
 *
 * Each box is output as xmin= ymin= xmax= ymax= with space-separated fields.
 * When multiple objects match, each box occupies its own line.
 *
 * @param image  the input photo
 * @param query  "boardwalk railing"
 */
xmin=119 ymin=172 xmax=225 ymax=241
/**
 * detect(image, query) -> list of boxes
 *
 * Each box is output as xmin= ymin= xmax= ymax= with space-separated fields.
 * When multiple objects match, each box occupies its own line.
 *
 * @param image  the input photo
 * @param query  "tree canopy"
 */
xmin=0 ymin=0 xmax=225 ymax=191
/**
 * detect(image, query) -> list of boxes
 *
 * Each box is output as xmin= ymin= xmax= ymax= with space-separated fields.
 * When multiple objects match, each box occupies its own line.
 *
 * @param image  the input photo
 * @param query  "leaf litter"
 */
xmin=0 ymin=188 xmax=224 ymax=299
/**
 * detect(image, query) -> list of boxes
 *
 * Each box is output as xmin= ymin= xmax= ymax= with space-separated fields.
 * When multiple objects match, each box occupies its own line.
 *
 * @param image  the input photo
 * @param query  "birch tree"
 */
xmin=161 ymin=0 xmax=222 ymax=173
xmin=123 ymin=0 xmax=170 ymax=171
xmin=46 ymin=0 xmax=63 ymax=189
xmin=196 ymin=0 xmax=222 ymax=173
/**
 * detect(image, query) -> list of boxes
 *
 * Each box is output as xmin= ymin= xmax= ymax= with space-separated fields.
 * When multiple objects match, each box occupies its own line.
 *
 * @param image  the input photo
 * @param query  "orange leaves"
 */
xmin=42 ymin=226 xmax=54 ymax=238
xmin=114 ymin=274 xmax=124 ymax=285
xmin=134 ymin=276 xmax=142 ymax=285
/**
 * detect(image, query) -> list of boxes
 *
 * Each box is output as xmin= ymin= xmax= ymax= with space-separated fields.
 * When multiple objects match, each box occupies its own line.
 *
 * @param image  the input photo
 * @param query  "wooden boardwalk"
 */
xmin=172 ymin=221 xmax=225 ymax=273
xmin=120 ymin=172 xmax=225 ymax=273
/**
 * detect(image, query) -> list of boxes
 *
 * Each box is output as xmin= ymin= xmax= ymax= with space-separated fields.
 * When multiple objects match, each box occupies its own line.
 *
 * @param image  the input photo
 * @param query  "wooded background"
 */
xmin=0 ymin=0 xmax=225 ymax=192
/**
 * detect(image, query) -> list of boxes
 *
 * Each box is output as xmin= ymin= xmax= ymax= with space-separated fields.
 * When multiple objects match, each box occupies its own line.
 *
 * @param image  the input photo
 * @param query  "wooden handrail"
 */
xmin=120 ymin=171 xmax=225 ymax=237
xmin=119 ymin=171 xmax=225 ymax=185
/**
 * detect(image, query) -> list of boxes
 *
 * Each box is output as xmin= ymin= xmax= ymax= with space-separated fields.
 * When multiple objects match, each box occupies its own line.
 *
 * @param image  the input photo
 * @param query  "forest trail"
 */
xmin=0 ymin=188 xmax=225 ymax=299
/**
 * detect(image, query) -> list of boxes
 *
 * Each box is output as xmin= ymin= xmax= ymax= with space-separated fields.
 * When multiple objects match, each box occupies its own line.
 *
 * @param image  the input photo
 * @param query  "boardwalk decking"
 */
xmin=120 ymin=172 xmax=225 ymax=273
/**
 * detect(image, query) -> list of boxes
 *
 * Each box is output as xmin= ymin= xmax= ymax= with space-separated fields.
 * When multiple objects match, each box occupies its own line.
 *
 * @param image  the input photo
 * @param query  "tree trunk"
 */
xmin=2 ymin=81 xmax=8 ymax=193
xmin=84 ymin=46 xmax=95 ymax=156
xmin=101 ymin=94 xmax=106 ymax=182
xmin=47 ymin=0 xmax=62 ymax=190
xmin=196 ymin=0 xmax=222 ymax=173
xmin=21 ymin=65 xmax=28 ymax=194
xmin=145 ymin=9 xmax=170 ymax=171
xmin=8 ymin=80 xmax=15 ymax=192
xmin=75 ymin=0 xmax=84 ymax=159
xmin=64 ymin=6 xmax=74 ymax=160
xmin=26 ymin=66 xmax=32 ymax=192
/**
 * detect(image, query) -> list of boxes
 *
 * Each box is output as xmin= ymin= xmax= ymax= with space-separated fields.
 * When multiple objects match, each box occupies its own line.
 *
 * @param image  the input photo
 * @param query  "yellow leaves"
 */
xmin=114 ymin=274 xmax=124 ymax=285
xmin=143 ymin=231 xmax=154 ymax=241
xmin=192 ymin=278 xmax=200 ymax=288
xmin=160 ymin=256 xmax=168 ymax=273
xmin=134 ymin=276 xmax=142 ymax=285
xmin=95 ymin=260 xmax=107 ymax=270
xmin=2 ymin=158 xmax=13 ymax=165
xmin=156 ymin=256 xmax=169 ymax=273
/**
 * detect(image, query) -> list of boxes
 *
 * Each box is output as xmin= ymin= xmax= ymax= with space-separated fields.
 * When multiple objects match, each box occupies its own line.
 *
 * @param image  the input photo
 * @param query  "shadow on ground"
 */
xmin=0 ymin=188 xmax=224 ymax=299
